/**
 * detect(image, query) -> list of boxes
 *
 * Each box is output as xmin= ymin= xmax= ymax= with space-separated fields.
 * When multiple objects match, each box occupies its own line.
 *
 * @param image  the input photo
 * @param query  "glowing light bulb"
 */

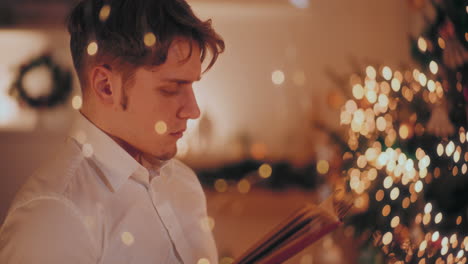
xmin=272 ymin=70 xmax=285 ymax=85
xmin=144 ymin=32 xmax=157 ymax=47
xmin=87 ymin=42 xmax=98 ymax=56
xmin=429 ymin=61 xmax=438 ymax=74
xmin=382 ymin=66 xmax=392 ymax=80
xmin=382 ymin=232 xmax=393 ymax=245
xmin=418 ymin=37 xmax=427 ymax=52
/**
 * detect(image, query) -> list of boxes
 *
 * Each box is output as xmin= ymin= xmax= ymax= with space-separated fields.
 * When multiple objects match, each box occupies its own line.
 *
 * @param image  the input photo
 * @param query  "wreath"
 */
xmin=9 ymin=55 xmax=72 ymax=108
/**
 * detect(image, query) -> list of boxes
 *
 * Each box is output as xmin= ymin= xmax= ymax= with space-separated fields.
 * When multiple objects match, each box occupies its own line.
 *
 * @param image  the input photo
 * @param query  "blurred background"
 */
xmin=0 ymin=0 xmax=467 ymax=263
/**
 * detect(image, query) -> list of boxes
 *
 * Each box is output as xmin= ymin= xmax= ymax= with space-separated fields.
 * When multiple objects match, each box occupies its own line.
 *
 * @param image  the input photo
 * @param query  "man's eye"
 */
xmin=161 ymin=89 xmax=179 ymax=96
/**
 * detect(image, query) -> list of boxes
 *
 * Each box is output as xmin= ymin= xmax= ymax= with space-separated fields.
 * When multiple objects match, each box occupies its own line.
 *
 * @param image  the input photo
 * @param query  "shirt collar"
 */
xmin=69 ymin=113 xmax=142 ymax=192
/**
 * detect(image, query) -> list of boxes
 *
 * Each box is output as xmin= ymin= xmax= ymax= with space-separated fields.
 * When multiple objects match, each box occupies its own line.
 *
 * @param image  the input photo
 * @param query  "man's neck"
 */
xmin=79 ymin=110 xmax=164 ymax=171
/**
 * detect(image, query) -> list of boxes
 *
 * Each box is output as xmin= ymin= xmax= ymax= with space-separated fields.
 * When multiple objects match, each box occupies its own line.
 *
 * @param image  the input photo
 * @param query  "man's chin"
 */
xmin=152 ymin=147 xmax=177 ymax=161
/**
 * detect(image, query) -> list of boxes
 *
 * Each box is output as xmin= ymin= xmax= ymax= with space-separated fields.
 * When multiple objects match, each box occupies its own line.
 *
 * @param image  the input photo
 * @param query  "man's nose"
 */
xmin=177 ymin=87 xmax=201 ymax=120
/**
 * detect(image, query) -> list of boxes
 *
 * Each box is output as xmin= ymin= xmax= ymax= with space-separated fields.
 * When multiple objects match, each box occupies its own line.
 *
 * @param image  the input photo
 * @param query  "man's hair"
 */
xmin=67 ymin=0 xmax=225 ymax=91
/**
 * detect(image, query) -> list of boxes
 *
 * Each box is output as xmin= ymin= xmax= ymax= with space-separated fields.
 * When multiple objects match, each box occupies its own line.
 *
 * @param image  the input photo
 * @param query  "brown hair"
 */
xmin=67 ymin=0 xmax=225 ymax=96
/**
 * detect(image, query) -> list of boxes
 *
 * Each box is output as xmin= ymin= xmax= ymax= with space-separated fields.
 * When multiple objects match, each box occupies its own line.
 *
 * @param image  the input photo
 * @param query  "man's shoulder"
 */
xmin=10 ymin=139 xmax=93 ymax=214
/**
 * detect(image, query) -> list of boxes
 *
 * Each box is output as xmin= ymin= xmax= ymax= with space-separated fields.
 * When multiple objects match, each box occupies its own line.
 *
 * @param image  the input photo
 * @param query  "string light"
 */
xmin=72 ymin=95 xmax=82 ymax=110
xmin=144 ymin=32 xmax=157 ymax=47
xmin=339 ymin=65 xmax=466 ymax=264
xmin=272 ymin=70 xmax=285 ymax=85
xmin=418 ymin=37 xmax=428 ymax=52
xmin=99 ymin=5 xmax=111 ymax=22
xmin=87 ymin=41 xmax=98 ymax=56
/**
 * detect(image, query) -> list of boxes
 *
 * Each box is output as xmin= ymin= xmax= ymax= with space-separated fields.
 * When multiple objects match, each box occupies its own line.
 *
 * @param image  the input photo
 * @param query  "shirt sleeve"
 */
xmin=0 ymin=197 xmax=99 ymax=264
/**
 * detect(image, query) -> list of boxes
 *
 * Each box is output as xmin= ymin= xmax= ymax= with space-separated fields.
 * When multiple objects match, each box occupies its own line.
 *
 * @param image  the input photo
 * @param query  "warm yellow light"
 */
xmin=442 ymin=237 xmax=449 ymax=246
xmin=144 ymin=32 xmax=157 ymax=47
xmin=154 ymin=121 xmax=167 ymax=135
xmin=99 ymin=5 xmax=111 ymax=22
xmin=382 ymin=66 xmax=392 ymax=80
xmin=121 ymin=231 xmax=135 ymax=246
xmin=382 ymin=232 xmax=393 ymax=245
xmin=365 ymin=148 xmax=378 ymax=162
xmin=420 ymin=240 xmax=428 ymax=251
xmin=427 ymin=80 xmax=436 ymax=92
xmin=441 ymin=246 xmax=449 ymax=255
xmin=418 ymin=37 xmax=427 ymax=52
xmin=423 ymin=213 xmax=431 ymax=225
xmin=368 ymin=168 xmax=377 ymax=180
xmin=435 ymin=212 xmax=443 ymax=224
xmin=259 ymin=163 xmax=273 ymax=178
xmin=402 ymin=197 xmax=410 ymax=208
xmin=317 ymin=160 xmax=330 ymax=174
xmin=418 ymin=73 xmax=427 ymax=86
xmin=366 ymin=66 xmax=377 ymax=79
xmin=200 ymin=216 xmax=215 ymax=232
xmin=429 ymin=61 xmax=438 ymax=74
xmin=454 ymin=151 xmax=461 ymax=163
xmin=382 ymin=204 xmax=391 ymax=216
xmin=345 ymin=100 xmax=358 ymax=113
xmin=457 ymin=216 xmax=463 ymax=225
xmin=375 ymin=189 xmax=384 ymax=201
xmin=272 ymin=70 xmax=285 ymax=85
xmin=438 ymin=37 xmax=446 ymax=49
xmin=220 ymin=257 xmax=234 ymax=264
xmin=390 ymin=187 xmax=400 ymax=200
xmin=197 ymin=258 xmax=210 ymax=264
xmin=399 ymin=125 xmax=409 ymax=139
xmin=391 ymin=78 xmax=401 ymax=92
xmin=450 ymin=234 xmax=457 ymax=244
xmin=383 ymin=176 xmax=393 ymax=189
xmin=214 ymin=179 xmax=228 ymax=192
xmin=365 ymin=90 xmax=377 ymax=103
xmin=353 ymin=109 xmax=365 ymax=125
xmin=357 ymin=156 xmax=367 ymax=168
xmin=87 ymin=41 xmax=98 ymax=56
xmin=418 ymin=155 xmax=430 ymax=169
xmin=72 ymin=95 xmax=82 ymax=110
xmin=376 ymin=117 xmax=386 ymax=131
xmin=446 ymin=141 xmax=455 ymax=156
xmin=424 ymin=203 xmax=433 ymax=214
xmin=391 ymin=216 xmax=400 ymax=228
xmin=237 ymin=179 xmax=251 ymax=194
xmin=415 ymin=180 xmax=423 ymax=192
xmin=352 ymin=84 xmax=364 ymax=99
xmin=437 ymin=143 xmax=444 ymax=156
xmin=378 ymin=94 xmax=389 ymax=107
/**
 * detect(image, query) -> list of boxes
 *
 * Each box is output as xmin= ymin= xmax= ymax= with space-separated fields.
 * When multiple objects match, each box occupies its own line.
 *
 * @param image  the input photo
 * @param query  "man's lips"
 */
xmin=169 ymin=130 xmax=185 ymax=138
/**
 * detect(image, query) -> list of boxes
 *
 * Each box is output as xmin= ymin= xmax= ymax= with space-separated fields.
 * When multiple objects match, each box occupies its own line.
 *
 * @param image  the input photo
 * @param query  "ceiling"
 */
xmin=0 ymin=0 xmax=293 ymax=26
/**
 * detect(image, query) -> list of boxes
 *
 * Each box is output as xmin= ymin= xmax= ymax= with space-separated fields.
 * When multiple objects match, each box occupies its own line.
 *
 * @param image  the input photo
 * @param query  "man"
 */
xmin=0 ymin=0 xmax=224 ymax=263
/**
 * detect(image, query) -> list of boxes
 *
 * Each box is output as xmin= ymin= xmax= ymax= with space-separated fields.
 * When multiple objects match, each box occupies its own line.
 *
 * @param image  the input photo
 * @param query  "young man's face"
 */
xmin=116 ymin=39 xmax=201 ymax=160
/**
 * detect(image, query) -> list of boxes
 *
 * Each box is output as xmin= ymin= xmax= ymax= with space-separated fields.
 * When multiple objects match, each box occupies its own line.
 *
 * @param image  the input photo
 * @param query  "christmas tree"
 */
xmin=340 ymin=1 xmax=468 ymax=263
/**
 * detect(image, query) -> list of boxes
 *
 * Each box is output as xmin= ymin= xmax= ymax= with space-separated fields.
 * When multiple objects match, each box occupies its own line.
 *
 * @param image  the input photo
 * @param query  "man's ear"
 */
xmin=89 ymin=65 xmax=118 ymax=105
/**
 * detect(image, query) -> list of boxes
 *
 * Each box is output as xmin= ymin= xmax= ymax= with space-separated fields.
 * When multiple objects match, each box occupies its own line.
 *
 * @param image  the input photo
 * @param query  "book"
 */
xmin=233 ymin=192 xmax=353 ymax=264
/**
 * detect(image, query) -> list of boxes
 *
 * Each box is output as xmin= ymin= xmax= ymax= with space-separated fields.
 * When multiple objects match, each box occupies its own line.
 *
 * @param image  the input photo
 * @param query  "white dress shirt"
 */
xmin=0 ymin=114 xmax=218 ymax=264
